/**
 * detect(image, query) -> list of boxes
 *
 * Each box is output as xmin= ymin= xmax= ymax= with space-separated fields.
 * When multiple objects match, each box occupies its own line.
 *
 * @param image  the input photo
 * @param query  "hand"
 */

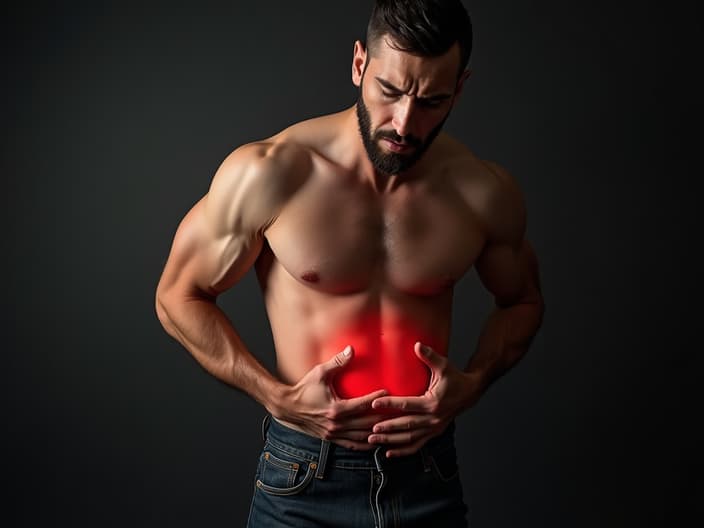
xmin=274 ymin=346 xmax=387 ymax=450
xmin=368 ymin=342 xmax=480 ymax=458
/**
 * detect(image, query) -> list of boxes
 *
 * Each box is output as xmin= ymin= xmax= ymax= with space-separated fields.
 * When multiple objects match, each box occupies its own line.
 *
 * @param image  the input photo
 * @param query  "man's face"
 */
xmin=353 ymin=37 xmax=465 ymax=175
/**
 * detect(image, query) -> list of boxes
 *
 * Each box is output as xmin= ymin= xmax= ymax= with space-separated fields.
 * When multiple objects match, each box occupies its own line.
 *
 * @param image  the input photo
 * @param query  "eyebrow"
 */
xmin=375 ymin=76 xmax=453 ymax=102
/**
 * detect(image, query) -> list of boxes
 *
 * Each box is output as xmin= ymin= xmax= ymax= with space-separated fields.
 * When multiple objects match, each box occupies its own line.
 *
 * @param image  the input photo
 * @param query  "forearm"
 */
xmin=156 ymin=293 xmax=285 ymax=412
xmin=464 ymin=299 xmax=544 ymax=399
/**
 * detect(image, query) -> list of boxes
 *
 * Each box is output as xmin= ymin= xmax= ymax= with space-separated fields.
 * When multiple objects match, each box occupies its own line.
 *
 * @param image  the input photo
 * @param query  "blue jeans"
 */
xmin=247 ymin=415 xmax=469 ymax=527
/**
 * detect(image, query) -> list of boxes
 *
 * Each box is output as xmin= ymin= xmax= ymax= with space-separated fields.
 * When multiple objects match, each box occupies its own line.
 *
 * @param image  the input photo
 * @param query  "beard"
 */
xmin=356 ymin=89 xmax=449 ymax=176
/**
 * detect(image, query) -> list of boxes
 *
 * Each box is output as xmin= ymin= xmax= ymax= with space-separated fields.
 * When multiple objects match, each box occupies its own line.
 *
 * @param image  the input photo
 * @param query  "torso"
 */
xmin=254 ymin=112 xmax=492 ymax=399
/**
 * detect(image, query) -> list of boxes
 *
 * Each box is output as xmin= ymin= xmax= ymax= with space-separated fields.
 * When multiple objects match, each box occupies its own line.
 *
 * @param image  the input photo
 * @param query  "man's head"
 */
xmin=366 ymin=0 xmax=473 ymax=78
xmin=353 ymin=0 xmax=473 ymax=175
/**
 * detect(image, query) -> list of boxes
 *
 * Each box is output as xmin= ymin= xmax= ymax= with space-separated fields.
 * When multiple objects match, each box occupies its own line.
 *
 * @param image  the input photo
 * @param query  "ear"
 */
xmin=352 ymin=40 xmax=367 ymax=87
xmin=452 ymin=68 xmax=472 ymax=104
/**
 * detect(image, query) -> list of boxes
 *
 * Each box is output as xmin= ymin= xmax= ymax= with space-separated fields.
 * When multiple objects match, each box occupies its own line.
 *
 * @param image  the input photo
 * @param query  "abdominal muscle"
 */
xmin=324 ymin=312 xmax=439 ymax=399
xmin=272 ymin=301 xmax=450 ymax=402
xmin=261 ymin=257 xmax=454 ymax=426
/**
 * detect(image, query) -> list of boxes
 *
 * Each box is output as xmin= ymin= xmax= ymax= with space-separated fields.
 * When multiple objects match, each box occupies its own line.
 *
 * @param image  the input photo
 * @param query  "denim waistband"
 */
xmin=261 ymin=414 xmax=456 ymax=477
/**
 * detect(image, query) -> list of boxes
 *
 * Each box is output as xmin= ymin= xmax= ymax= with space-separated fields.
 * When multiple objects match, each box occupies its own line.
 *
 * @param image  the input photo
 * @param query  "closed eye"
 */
xmin=417 ymin=98 xmax=445 ymax=108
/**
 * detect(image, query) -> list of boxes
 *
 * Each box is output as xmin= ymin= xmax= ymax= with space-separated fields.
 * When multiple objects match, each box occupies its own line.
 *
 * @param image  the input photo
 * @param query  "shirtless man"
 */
xmin=156 ymin=1 xmax=544 ymax=526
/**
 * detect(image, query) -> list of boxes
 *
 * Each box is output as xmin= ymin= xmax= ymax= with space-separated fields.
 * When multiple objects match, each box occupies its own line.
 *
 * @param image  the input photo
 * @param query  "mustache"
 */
xmin=374 ymin=129 xmax=422 ymax=148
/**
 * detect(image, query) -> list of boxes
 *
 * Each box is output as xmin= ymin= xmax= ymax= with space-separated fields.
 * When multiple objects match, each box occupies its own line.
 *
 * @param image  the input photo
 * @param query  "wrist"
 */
xmin=264 ymin=380 xmax=293 ymax=419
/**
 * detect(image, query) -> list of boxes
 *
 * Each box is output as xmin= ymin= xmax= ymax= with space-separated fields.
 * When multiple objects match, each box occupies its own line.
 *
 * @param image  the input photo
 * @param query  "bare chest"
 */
xmin=264 ymin=175 xmax=485 ymax=294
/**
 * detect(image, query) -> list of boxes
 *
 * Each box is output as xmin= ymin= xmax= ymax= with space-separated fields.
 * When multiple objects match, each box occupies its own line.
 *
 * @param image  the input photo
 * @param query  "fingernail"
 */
xmin=343 ymin=346 xmax=351 ymax=356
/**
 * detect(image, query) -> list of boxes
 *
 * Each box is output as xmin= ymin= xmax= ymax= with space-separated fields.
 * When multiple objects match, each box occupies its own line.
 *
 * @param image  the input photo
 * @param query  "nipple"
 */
xmin=301 ymin=270 xmax=320 ymax=283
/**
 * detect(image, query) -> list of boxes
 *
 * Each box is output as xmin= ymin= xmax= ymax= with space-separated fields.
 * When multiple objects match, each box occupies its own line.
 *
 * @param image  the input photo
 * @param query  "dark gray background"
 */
xmin=4 ymin=1 xmax=701 ymax=526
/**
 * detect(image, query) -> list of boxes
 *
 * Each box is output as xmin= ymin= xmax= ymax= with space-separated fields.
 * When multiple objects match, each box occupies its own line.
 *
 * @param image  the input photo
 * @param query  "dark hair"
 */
xmin=365 ymin=0 xmax=473 ymax=76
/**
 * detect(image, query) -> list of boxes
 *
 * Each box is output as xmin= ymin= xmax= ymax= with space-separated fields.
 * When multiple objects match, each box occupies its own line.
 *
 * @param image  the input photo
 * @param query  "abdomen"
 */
xmin=325 ymin=312 xmax=444 ymax=399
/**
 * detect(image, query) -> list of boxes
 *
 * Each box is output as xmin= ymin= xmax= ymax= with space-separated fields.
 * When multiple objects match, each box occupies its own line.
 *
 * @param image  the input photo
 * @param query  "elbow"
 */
xmin=155 ymin=295 xmax=168 ymax=326
xmin=524 ymin=288 xmax=545 ymax=328
xmin=155 ymin=285 xmax=176 ymax=335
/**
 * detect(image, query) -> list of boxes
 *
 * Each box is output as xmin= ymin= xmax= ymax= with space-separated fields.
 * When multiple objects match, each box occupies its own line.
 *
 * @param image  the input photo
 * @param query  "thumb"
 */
xmin=414 ymin=342 xmax=444 ymax=369
xmin=320 ymin=345 xmax=354 ymax=376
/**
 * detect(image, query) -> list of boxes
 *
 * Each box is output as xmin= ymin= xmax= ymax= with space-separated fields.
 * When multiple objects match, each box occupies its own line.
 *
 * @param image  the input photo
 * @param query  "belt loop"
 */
xmin=260 ymin=414 xmax=271 ymax=441
xmin=315 ymin=439 xmax=330 ymax=479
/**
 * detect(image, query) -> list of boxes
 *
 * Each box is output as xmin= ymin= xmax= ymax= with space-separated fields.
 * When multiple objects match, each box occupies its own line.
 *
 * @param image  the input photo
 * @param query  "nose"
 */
xmin=391 ymin=97 xmax=416 ymax=139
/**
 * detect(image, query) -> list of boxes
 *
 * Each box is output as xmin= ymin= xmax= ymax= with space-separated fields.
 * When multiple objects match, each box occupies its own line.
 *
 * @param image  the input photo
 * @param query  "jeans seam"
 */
xmin=250 ymin=419 xmax=467 ymax=527
xmin=368 ymin=470 xmax=377 ymax=528
xmin=256 ymin=462 xmax=316 ymax=496
xmin=261 ymin=451 xmax=298 ymax=488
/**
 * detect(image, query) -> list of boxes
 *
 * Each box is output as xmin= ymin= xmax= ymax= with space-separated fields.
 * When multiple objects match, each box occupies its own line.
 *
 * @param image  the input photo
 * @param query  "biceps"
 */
xmin=475 ymin=239 xmax=541 ymax=308
xmin=157 ymin=198 xmax=263 ymax=299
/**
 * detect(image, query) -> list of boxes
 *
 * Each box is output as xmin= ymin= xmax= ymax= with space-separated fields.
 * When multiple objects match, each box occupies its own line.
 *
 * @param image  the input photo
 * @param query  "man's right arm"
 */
xmin=155 ymin=142 xmax=305 ymax=410
xmin=155 ymin=142 xmax=384 ymax=449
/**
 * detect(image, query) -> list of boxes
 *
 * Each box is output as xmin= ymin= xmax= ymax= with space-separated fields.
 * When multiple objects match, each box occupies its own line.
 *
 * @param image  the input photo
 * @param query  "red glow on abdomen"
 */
xmin=326 ymin=313 xmax=441 ymax=399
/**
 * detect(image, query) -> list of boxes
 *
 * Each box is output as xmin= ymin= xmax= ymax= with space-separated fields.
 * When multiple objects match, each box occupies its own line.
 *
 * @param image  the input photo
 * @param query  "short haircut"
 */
xmin=365 ymin=0 xmax=473 ymax=76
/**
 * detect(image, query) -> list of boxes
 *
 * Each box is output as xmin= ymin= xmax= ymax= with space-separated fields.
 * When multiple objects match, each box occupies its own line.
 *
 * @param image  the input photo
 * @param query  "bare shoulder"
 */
xmin=268 ymin=110 xmax=349 ymax=159
xmin=437 ymin=139 xmax=540 ymax=305
xmin=476 ymin=158 xmax=527 ymax=245
xmin=205 ymin=140 xmax=313 ymax=236
xmin=438 ymin=136 xmax=527 ymax=245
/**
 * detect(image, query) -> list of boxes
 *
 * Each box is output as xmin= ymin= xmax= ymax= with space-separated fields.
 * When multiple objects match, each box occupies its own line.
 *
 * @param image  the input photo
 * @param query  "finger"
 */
xmin=318 ymin=345 xmax=354 ymax=377
xmin=372 ymin=414 xmax=435 ymax=434
xmin=371 ymin=395 xmax=430 ymax=413
xmin=368 ymin=427 xmax=432 ymax=447
xmin=336 ymin=389 xmax=388 ymax=417
xmin=414 ymin=342 xmax=445 ymax=369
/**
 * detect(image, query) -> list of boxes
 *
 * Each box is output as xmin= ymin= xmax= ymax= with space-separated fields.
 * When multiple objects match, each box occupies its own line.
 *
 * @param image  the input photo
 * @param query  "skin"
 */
xmin=155 ymin=35 xmax=545 ymax=458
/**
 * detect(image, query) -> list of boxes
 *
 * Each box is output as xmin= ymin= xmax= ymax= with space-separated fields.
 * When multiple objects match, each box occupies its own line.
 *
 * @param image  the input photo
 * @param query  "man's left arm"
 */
xmin=369 ymin=163 xmax=545 ymax=457
xmin=462 ymin=237 xmax=544 ymax=397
